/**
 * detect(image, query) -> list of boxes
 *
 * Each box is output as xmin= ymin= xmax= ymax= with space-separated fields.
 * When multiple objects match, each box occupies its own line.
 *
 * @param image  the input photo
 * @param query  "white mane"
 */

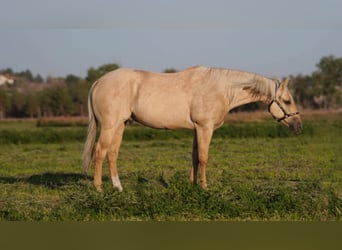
xmin=205 ymin=67 xmax=278 ymax=102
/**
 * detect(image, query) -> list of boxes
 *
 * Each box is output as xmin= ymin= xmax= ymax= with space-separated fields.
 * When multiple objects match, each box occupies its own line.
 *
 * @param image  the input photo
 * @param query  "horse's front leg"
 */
xmin=194 ymin=125 xmax=213 ymax=189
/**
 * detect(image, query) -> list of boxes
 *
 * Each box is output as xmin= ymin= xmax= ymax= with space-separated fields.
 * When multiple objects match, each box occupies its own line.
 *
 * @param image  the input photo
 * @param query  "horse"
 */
xmin=82 ymin=66 xmax=302 ymax=192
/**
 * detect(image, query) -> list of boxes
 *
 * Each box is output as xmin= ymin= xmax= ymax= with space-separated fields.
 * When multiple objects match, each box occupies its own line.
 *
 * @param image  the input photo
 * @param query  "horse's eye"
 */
xmin=284 ymin=100 xmax=291 ymax=105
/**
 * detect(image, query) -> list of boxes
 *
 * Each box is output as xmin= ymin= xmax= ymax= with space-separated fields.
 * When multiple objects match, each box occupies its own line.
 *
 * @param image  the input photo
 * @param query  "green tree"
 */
xmin=163 ymin=68 xmax=177 ymax=73
xmin=0 ymin=68 xmax=14 ymax=75
xmin=34 ymin=74 xmax=44 ymax=83
xmin=86 ymin=63 xmax=120 ymax=83
xmin=312 ymin=55 xmax=342 ymax=108
xmin=291 ymin=74 xmax=314 ymax=109
xmin=25 ymin=93 xmax=41 ymax=118
xmin=291 ymin=55 xmax=342 ymax=109
xmin=16 ymin=70 xmax=34 ymax=83
xmin=50 ymin=87 xmax=74 ymax=116
xmin=38 ymin=90 xmax=53 ymax=117
xmin=0 ymin=88 xmax=10 ymax=118
xmin=65 ymin=74 xmax=82 ymax=85
xmin=11 ymin=91 xmax=26 ymax=117
xmin=65 ymin=74 xmax=89 ymax=116
xmin=38 ymin=87 xmax=74 ymax=116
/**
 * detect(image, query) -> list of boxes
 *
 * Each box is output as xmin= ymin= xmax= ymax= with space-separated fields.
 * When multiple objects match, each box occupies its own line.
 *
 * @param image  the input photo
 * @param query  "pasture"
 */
xmin=0 ymin=111 xmax=341 ymax=221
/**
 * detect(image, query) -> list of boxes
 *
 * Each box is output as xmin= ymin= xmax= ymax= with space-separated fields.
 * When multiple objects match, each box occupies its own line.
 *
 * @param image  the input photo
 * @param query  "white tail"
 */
xmin=82 ymin=81 xmax=98 ymax=172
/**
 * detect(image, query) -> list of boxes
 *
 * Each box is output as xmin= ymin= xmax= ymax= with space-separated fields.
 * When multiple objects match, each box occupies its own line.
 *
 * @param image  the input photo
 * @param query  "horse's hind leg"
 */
xmin=107 ymin=123 xmax=125 ymax=192
xmin=93 ymin=126 xmax=115 ymax=191
xmin=190 ymin=130 xmax=199 ymax=184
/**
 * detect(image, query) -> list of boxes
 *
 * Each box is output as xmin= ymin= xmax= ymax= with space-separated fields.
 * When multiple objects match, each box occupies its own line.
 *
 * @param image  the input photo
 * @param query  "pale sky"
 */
xmin=1 ymin=0 xmax=341 ymax=78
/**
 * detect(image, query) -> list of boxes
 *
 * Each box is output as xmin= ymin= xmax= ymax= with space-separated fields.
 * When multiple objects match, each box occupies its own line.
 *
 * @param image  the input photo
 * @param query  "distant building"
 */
xmin=0 ymin=74 xmax=15 ymax=86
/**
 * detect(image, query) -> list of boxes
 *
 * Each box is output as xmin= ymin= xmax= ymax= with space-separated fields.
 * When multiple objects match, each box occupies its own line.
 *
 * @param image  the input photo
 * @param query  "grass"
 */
xmin=0 ymin=112 xmax=341 ymax=221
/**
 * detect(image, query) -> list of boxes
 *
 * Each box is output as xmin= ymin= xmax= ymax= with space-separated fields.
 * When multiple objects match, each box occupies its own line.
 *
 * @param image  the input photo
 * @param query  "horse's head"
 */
xmin=268 ymin=78 xmax=302 ymax=134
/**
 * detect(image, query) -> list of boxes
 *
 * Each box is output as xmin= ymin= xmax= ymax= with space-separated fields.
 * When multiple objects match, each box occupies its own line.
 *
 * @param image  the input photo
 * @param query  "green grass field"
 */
xmin=0 ymin=112 xmax=341 ymax=221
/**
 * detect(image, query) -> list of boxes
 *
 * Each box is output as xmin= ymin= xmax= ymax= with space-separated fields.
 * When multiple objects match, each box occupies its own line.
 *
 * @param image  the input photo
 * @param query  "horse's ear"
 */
xmin=279 ymin=78 xmax=289 ymax=90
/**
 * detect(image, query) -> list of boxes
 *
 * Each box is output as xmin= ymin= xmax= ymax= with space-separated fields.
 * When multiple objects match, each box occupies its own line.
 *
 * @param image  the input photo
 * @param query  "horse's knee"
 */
xmin=95 ymin=143 xmax=105 ymax=159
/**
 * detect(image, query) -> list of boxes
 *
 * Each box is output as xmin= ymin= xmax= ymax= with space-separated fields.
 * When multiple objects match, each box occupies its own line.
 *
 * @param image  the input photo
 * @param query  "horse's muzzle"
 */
xmin=288 ymin=116 xmax=302 ymax=134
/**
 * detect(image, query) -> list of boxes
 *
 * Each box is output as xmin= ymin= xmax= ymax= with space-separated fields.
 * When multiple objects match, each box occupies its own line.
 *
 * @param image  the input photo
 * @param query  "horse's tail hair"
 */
xmin=82 ymin=81 xmax=99 ymax=172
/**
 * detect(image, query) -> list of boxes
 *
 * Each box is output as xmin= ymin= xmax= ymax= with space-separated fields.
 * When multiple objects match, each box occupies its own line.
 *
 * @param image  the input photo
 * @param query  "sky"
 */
xmin=0 ymin=0 xmax=341 ymax=78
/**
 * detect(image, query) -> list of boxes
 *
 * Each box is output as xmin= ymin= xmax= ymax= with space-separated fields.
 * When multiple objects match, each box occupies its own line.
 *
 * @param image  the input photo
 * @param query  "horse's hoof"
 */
xmin=94 ymin=185 xmax=103 ymax=192
xmin=112 ymin=176 xmax=123 ymax=192
xmin=114 ymin=185 xmax=123 ymax=192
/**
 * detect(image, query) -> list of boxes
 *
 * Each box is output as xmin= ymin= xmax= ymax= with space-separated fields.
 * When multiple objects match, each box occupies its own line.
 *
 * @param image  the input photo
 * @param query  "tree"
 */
xmin=291 ymin=74 xmax=314 ymax=109
xmin=291 ymin=55 xmax=342 ymax=109
xmin=67 ymin=81 xmax=90 ymax=116
xmin=0 ymin=88 xmax=9 ymax=118
xmin=312 ymin=55 xmax=342 ymax=108
xmin=86 ymin=63 xmax=120 ymax=83
xmin=0 ymin=68 xmax=13 ymax=75
xmin=34 ymin=74 xmax=44 ymax=83
xmin=65 ymin=74 xmax=82 ymax=85
xmin=15 ymin=70 xmax=34 ymax=83
xmin=38 ymin=90 xmax=53 ymax=117
xmin=49 ymin=87 xmax=74 ymax=116
xmin=163 ymin=68 xmax=177 ymax=73
xmin=11 ymin=91 xmax=26 ymax=117
xmin=25 ymin=93 xmax=40 ymax=118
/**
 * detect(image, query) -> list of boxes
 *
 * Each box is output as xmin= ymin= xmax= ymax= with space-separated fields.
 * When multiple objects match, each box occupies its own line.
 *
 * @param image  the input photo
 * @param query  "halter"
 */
xmin=268 ymin=99 xmax=300 ymax=122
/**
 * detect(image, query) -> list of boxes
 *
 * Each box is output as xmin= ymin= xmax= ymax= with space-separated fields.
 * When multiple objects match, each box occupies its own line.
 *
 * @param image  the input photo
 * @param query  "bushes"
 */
xmin=36 ymin=117 xmax=88 ymax=127
xmin=0 ymin=120 xmax=315 ymax=144
xmin=0 ymin=128 xmax=86 ymax=144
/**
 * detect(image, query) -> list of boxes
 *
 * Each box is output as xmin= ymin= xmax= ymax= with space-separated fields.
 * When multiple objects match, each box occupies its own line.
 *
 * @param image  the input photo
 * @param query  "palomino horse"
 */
xmin=83 ymin=66 xmax=302 ymax=192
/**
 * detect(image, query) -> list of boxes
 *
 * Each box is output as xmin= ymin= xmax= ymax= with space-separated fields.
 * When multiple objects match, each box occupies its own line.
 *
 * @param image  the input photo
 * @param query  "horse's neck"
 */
xmin=223 ymin=71 xmax=275 ymax=111
xmin=227 ymin=87 xmax=264 ymax=110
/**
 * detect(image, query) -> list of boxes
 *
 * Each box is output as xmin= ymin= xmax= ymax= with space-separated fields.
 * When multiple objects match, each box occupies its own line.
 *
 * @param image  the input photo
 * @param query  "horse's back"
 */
xmin=91 ymin=66 xmax=225 ymax=130
xmin=93 ymin=68 xmax=203 ymax=129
